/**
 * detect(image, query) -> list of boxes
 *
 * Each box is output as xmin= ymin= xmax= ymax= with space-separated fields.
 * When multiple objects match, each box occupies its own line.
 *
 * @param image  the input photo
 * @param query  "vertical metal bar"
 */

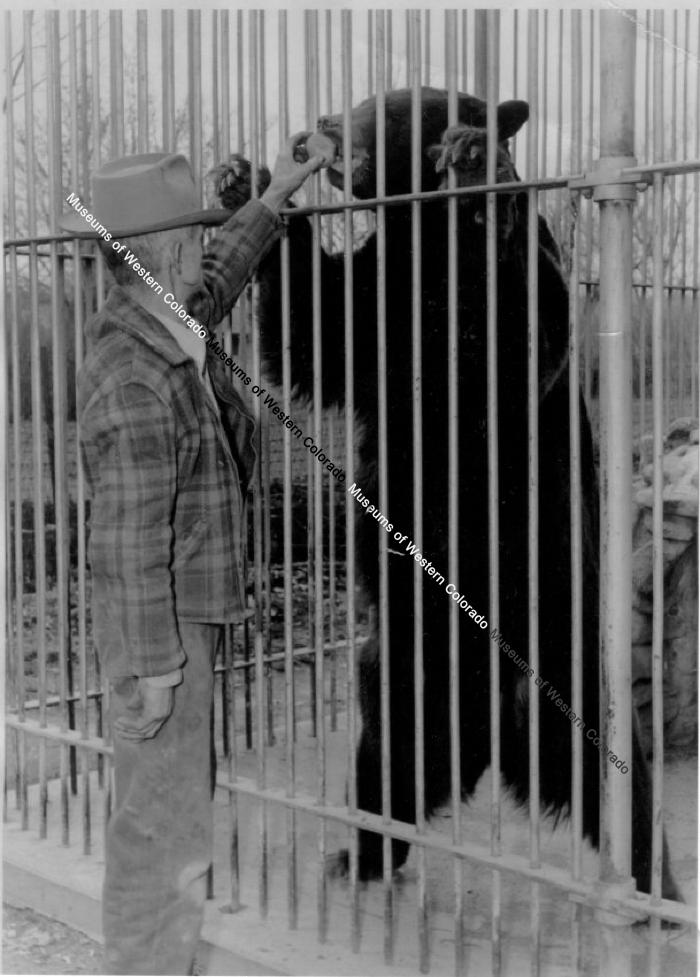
xmin=461 ymin=11 xmax=468 ymax=93
xmin=47 ymin=8 xmax=71 ymax=846
xmin=554 ymin=12 xmax=564 ymax=240
xmin=225 ymin=624 xmax=240 ymax=912
xmin=485 ymin=12 xmax=503 ymax=977
xmin=278 ymin=8 xmax=298 ymax=933
xmin=678 ymin=11 xmax=690 ymax=416
xmin=79 ymin=12 xmax=89 ymax=193
xmin=136 ymin=11 xmax=149 ymax=154
xmin=71 ymin=225 xmax=91 ymax=855
xmin=323 ymin=12 xmax=334 ymax=254
xmin=161 ymin=11 xmax=175 ymax=152
xmin=258 ymin=12 xmax=267 ymax=173
xmin=188 ymin=10 xmax=202 ymax=189
xmin=670 ymin=14 xmax=679 ymax=418
xmin=236 ymin=14 xmax=252 ymax=762
xmin=474 ymin=10 xmax=488 ymax=99
xmin=90 ymin=11 xmax=101 ymax=175
xmin=445 ymin=15 xmax=464 ymax=975
xmin=661 ymin=13 xmax=671 ymax=431
xmin=583 ymin=14 xmax=595 ymax=408
xmin=255 ymin=12 xmax=273 ymax=753
xmin=647 ymin=179 xmax=666 ymax=977
xmin=23 ymin=10 xmax=48 ymax=840
xmin=540 ymin=11 xmax=548 ymax=175
xmin=639 ymin=13 xmax=652 ymax=471
xmin=236 ymin=11 xmax=245 ymax=153
xmin=306 ymin=9 xmax=330 ymax=945
xmin=376 ymin=10 xmax=393 ymax=964
xmin=386 ymin=11 xmax=393 ymax=92
xmin=423 ymin=9 xmax=430 ymax=86
xmin=109 ymin=11 xmax=124 ymax=159
xmin=1 ymin=11 xmax=9 ymax=835
xmin=306 ymin=409 xmax=316 ymax=739
xmin=341 ymin=11 xmax=360 ymax=952
xmin=526 ymin=13 xmax=542 ymax=976
xmin=649 ymin=4 xmax=667 ymax=934
xmin=328 ymin=409 xmax=338 ymax=733
xmin=211 ymin=11 xmax=220 ymax=167
xmin=5 ymin=15 xmax=27 ymax=829
xmin=595 ymin=12 xmax=636 ymax=975
xmin=89 ymin=15 xmax=103 ymax=796
xmin=220 ymin=11 xmax=230 ymax=159
xmin=248 ymin=9 xmax=268 ymax=921
xmin=568 ymin=13 xmax=585 ymax=976
xmin=325 ymin=9 xmax=333 ymax=116
xmin=693 ymin=13 xmax=700 ymax=418
xmin=303 ymin=14 xmax=317 ymax=744
xmin=513 ymin=10 xmax=519 ymax=100
xmin=7 ymin=14 xmax=25 ymax=821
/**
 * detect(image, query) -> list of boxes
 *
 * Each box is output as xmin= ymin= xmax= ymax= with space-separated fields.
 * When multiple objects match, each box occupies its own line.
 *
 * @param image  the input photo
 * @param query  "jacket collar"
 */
xmin=89 ymin=284 xmax=192 ymax=367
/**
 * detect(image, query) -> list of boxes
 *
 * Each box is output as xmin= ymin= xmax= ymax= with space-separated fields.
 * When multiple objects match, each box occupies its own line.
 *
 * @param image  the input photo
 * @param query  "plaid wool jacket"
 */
xmin=79 ymin=199 xmax=281 ymax=679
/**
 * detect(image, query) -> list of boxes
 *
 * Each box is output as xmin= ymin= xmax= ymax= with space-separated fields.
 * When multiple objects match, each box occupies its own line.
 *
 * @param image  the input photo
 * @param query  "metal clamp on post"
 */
xmin=569 ymin=156 xmax=643 ymax=200
xmin=591 ymin=878 xmax=640 ymax=927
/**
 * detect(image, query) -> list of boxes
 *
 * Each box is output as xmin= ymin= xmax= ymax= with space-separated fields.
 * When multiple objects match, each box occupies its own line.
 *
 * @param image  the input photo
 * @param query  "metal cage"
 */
xmin=3 ymin=9 xmax=698 ymax=976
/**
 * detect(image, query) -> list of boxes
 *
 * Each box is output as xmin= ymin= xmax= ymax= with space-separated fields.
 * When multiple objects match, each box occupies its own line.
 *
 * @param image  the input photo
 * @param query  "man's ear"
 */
xmin=171 ymin=238 xmax=183 ymax=272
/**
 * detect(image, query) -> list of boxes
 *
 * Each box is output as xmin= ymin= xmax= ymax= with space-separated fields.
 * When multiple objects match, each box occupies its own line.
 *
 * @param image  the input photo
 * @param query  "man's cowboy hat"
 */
xmin=60 ymin=153 xmax=231 ymax=238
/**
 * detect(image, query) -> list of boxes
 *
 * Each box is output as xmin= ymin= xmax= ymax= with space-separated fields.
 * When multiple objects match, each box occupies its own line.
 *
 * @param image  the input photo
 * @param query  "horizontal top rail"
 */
xmin=3 ymin=175 xmax=575 ymax=247
xmin=623 ymin=159 xmax=700 ymax=179
xmin=4 ymin=157 xmax=698 ymax=248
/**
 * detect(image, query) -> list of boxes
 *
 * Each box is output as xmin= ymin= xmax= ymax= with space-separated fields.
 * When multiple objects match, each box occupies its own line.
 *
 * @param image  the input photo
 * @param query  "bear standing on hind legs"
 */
xmin=211 ymin=87 xmax=681 ymax=903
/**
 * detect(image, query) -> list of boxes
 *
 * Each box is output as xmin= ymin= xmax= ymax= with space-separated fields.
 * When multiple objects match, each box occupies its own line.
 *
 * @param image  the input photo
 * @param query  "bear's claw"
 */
xmin=208 ymin=153 xmax=271 ymax=212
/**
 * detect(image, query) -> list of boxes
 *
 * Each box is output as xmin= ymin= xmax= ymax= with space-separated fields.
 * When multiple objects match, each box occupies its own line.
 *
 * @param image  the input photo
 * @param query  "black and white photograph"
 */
xmin=1 ymin=4 xmax=698 ymax=975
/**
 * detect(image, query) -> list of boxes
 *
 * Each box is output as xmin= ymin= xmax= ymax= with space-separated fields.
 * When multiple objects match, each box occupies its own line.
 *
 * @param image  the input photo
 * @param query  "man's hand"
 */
xmin=113 ymin=678 xmax=175 ymax=741
xmin=260 ymin=132 xmax=329 ymax=214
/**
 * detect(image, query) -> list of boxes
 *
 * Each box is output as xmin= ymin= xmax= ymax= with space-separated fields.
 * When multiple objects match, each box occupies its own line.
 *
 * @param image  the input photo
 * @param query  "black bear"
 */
xmin=211 ymin=87 xmax=680 ymax=901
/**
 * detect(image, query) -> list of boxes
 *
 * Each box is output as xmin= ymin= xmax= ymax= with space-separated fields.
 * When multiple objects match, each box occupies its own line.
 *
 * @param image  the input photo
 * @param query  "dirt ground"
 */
xmin=2 ymin=904 xmax=102 ymax=975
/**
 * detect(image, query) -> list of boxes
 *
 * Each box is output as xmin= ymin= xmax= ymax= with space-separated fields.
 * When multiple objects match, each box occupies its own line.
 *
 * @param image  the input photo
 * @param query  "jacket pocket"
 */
xmin=172 ymin=516 xmax=208 ymax=570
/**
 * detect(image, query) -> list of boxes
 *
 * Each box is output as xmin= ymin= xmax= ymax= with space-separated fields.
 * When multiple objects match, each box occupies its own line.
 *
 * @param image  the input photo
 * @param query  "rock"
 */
xmin=632 ymin=677 xmax=652 ymax=707
xmin=632 ymin=540 xmax=654 ymax=594
xmin=632 ymin=642 xmax=652 ymax=680
xmin=665 ymin=417 xmax=699 ymax=449
xmin=631 ymin=537 xmax=690 ymax=594
xmin=664 ymin=601 xmax=690 ymax=639
xmin=663 ymin=685 xmax=680 ymax=724
xmin=663 ymin=442 xmax=698 ymax=481
xmin=631 ymin=608 xmax=652 ymax=644
xmin=640 ymin=461 xmax=655 ymax=487
xmin=641 ymin=510 xmax=696 ymax=541
xmin=633 ymin=590 xmax=654 ymax=615
xmin=636 ymin=444 xmax=699 ymax=517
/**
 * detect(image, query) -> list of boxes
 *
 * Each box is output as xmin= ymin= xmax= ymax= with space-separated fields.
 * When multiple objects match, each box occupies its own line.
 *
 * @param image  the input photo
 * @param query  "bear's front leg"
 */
xmin=207 ymin=154 xmax=271 ymax=213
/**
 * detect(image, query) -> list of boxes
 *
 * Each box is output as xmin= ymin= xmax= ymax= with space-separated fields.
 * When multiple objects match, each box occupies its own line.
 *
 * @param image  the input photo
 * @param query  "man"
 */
xmin=61 ymin=138 xmax=324 ymax=975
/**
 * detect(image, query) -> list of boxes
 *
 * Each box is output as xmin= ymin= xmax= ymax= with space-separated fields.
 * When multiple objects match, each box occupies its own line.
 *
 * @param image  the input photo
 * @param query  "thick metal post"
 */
xmin=594 ymin=11 xmax=636 ymax=977
xmin=0 ymin=17 xmax=7 ymax=826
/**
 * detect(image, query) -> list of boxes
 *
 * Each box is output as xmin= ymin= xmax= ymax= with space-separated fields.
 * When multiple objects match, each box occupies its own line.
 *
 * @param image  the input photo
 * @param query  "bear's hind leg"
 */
xmin=629 ymin=718 xmax=683 ymax=902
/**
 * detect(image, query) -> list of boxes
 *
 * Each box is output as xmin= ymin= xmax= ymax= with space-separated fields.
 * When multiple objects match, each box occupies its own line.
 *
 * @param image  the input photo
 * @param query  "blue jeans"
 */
xmin=102 ymin=622 xmax=221 ymax=975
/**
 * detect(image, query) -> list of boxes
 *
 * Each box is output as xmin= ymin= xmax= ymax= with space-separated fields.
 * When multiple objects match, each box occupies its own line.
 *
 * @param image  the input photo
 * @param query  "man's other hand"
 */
xmin=113 ymin=679 xmax=175 ymax=741
xmin=260 ymin=132 xmax=329 ymax=214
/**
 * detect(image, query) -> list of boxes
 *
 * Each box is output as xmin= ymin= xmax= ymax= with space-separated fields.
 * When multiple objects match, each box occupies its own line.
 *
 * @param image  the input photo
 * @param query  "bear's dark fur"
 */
xmin=212 ymin=87 xmax=679 ymax=900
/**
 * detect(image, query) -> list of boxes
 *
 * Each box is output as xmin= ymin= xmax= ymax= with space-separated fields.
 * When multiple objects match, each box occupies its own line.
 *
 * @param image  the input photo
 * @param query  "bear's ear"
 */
xmin=497 ymin=100 xmax=529 ymax=140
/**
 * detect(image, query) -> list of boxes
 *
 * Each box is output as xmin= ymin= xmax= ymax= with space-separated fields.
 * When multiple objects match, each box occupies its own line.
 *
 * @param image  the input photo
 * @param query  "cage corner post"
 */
xmin=594 ymin=9 xmax=637 ymax=976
